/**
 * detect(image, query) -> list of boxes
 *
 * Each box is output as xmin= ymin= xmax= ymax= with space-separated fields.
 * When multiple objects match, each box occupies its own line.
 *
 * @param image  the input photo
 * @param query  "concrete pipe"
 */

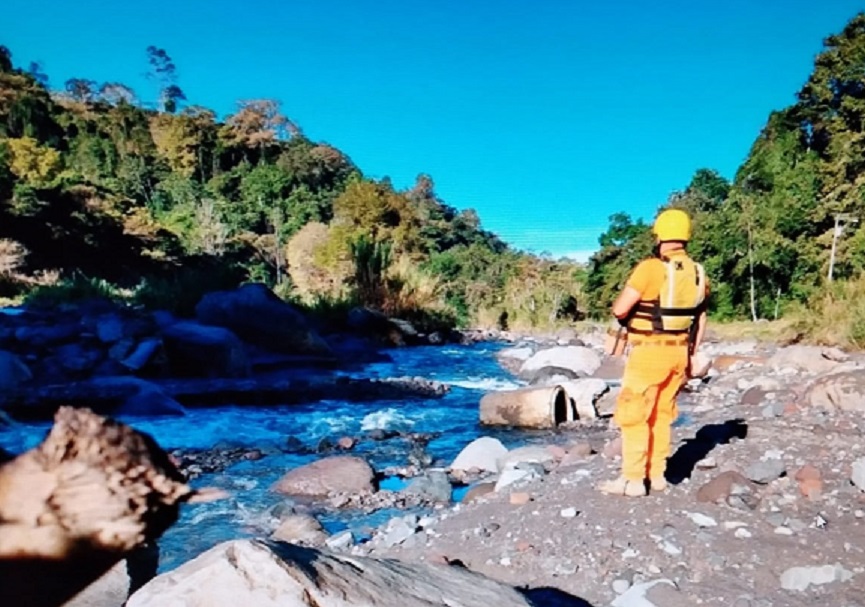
xmin=479 ymin=385 xmax=572 ymax=429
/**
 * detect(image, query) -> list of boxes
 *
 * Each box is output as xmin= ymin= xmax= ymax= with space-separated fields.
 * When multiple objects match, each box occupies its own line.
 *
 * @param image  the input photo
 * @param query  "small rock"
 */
xmin=336 ymin=436 xmax=356 ymax=450
xmin=851 ymin=457 xmax=865 ymax=491
xmin=325 ymin=530 xmax=354 ymax=550
xmin=735 ymin=528 xmax=752 ymax=539
xmin=604 ymin=436 xmax=623 ymax=459
xmin=745 ymin=459 xmax=786 ymax=484
xmin=560 ymin=507 xmax=578 ymax=518
xmin=510 ymin=492 xmax=531 ymax=506
xmin=685 ymin=512 xmax=717 ymax=528
xmin=612 ymin=579 xmax=631 ymax=594
xmin=794 ymin=465 xmax=823 ymax=498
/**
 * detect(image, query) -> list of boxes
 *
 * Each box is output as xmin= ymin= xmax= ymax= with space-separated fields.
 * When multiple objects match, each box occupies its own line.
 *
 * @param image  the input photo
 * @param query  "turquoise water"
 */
xmin=0 ymin=341 xmax=561 ymax=571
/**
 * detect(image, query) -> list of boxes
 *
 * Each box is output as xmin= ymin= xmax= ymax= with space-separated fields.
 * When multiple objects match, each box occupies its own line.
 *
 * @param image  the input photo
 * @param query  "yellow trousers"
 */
xmin=613 ymin=339 xmax=688 ymax=482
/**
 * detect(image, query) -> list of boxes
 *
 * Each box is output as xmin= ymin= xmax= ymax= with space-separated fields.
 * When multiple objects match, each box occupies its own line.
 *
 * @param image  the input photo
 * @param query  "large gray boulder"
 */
xmin=518 ymin=346 xmax=601 ymax=379
xmin=450 ymin=437 xmax=508 ymax=473
xmin=273 ymin=455 xmax=376 ymax=497
xmin=806 ymin=367 xmax=865 ymax=413
xmin=126 ymin=539 xmax=545 ymax=607
xmin=196 ymin=283 xmax=332 ymax=356
xmin=162 ymin=321 xmax=250 ymax=378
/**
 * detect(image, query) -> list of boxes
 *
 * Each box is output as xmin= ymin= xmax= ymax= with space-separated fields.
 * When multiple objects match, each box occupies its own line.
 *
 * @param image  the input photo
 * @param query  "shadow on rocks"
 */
xmin=518 ymin=586 xmax=596 ymax=607
xmin=666 ymin=418 xmax=749 ymax=485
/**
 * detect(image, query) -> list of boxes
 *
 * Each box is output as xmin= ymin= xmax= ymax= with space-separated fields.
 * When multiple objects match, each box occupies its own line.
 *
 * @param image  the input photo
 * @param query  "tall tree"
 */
xmin=146 ymin=46 xmax=186 ymax=113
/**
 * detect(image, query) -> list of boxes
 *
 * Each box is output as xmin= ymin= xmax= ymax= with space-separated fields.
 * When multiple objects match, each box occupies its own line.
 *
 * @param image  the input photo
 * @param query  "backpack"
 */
xmin=631 ymin=255 xmax=707 ymax=334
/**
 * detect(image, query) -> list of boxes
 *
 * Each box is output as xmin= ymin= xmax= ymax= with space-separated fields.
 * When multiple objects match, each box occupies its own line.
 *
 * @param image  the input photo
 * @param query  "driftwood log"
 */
xmin=0 ymin=406 xmax=219 ymax=607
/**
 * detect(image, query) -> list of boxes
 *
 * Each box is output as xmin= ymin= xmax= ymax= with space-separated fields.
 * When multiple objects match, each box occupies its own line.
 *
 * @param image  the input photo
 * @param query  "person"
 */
xmin=598 ymin=208 xmax=709 ymax=497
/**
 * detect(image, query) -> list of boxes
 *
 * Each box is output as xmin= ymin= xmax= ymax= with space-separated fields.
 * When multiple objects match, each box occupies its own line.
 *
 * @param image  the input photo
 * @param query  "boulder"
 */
xmin=402 ymin=469 xmax=452 ymax=502
xmin=270 ymin=514 xmax=329 ymax=546
xmin=126 ymin=539 xmax=550 ymax=607
xmin=768 ymin=345 xmax=844 ymax=375
xmin=91 ymin=376 xmax=186 ymax=417
xmin=450 ymin=437 xmax=508 ymax=473
xmin=64 ymin=543 xmax=159 ymax=607
xmin=273 ymin=455 xmax=376 ymax=497
xmin=95 ymin=313 xmax=124 ymax=344
xmin=14 ymin=323 xmax=80 ymax=348
xmin=196 ymin=283 xmax=332 ymax=356
xmin=526 ymin=366 xmax=580 ymax=386
xmin=52 ymin=342 xmax=104 ymax=375
xmin=347 ymin=307 xmax=419 ymax=346
xmin=806 ymin=369 xmax=865 ymax=413
xmin=0 ymin=349 xmax=31 ymax=391
xmin=518 ymin=346 xmax=601 ymax=379
xmin=162 ymin=321 xmax=250 ymax=378
xmin=497 ymin=445 xmax=557 ymax=471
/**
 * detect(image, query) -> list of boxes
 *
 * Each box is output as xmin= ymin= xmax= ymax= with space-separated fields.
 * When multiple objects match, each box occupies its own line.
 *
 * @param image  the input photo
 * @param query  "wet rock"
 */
xmin=337 ymin=436 xmax=356 ymax=450
xmin=273 ymin=455 xmax=376 ymax=497
xmin=119 ymin=338 xmax=162 ymax=372
xmin=403 ymin=470 xmax=452 ymax=503
xmin=451 ymin=437 xmax=508 ymax=474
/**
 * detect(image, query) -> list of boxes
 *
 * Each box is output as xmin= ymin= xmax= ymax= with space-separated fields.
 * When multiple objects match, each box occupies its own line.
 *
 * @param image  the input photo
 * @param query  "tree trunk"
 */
xmin=748 ymin=221 xmax=758 ymax=322
xmin=0 ymin=406 xmax=216 ymax=607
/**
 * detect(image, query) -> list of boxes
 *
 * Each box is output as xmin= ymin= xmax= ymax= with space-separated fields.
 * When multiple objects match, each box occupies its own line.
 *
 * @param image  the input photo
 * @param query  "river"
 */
xmin=0 ymin=340 xmax=574 ymax=572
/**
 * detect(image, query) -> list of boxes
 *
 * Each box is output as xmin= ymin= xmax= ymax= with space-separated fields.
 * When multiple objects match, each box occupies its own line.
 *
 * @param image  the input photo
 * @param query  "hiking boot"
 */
xmin=650 ymin=477 xmax=668 ymax=493
xmin=597 ymin=476 xmax=647 ymax=497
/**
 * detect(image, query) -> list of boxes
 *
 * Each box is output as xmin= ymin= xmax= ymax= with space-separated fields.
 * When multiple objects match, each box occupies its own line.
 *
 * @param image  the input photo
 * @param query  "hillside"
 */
xmin=0 ymin=45 xmax=584 ymax=331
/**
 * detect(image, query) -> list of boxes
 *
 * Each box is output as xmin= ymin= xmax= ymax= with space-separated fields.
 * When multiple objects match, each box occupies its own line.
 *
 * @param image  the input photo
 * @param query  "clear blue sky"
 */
xmin=4 ymin=1 xmax=863 ymax=260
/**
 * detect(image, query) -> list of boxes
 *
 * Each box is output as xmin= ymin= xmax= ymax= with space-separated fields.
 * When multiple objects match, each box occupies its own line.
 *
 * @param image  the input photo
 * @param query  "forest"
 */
xmin=586 ymin=13 xmax=865 ymax=346
xmin=4 ymin=12 xmax=865 ymax=344
xmin=0 ymin=45 xmax=584 ymax=332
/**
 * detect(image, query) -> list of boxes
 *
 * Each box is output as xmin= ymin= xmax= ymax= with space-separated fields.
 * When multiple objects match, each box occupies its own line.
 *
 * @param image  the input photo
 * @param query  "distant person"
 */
xmin=599 ymin=208 xmax=709 ymax=497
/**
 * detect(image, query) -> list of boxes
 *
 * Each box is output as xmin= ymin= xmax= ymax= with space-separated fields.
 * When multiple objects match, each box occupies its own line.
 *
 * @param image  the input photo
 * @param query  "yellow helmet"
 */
xmin=653 ymin=208 xmax=691 ymax=242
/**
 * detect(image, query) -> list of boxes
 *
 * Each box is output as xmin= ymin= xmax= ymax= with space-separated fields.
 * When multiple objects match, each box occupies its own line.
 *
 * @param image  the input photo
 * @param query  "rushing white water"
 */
xmin=0 ymin=340 xmax=556 ymax=571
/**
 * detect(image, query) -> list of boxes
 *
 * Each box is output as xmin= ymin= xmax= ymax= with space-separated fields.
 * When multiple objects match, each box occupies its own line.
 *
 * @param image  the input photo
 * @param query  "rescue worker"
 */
xmin=598 ymin=208 xmax=709 ymax=497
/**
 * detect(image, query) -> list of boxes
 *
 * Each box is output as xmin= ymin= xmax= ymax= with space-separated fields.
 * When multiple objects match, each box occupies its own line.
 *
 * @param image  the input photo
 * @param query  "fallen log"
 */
xmin=0 ymin=406 xmax=220 ymax=607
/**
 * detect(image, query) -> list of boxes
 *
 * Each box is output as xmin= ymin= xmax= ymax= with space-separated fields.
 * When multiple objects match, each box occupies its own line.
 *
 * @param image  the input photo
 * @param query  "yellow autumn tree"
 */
xmin=5 ymin=136 xmax=61 ymax=185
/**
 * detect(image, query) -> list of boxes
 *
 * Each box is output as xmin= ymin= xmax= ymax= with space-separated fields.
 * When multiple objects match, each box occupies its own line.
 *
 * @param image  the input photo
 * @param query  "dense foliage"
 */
xmin=0 ymin=45 xmax=584 ymax=330
xmin=587 ymin=12 xmax=865 ymax=330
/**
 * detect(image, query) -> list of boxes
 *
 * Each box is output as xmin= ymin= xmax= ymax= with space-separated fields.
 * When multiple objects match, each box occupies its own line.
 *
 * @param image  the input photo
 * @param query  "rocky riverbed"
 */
xmin=350 ymin=339 xmax=865 ymax=607
xmin=8 ymin=316 xmax=865 ymax=607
